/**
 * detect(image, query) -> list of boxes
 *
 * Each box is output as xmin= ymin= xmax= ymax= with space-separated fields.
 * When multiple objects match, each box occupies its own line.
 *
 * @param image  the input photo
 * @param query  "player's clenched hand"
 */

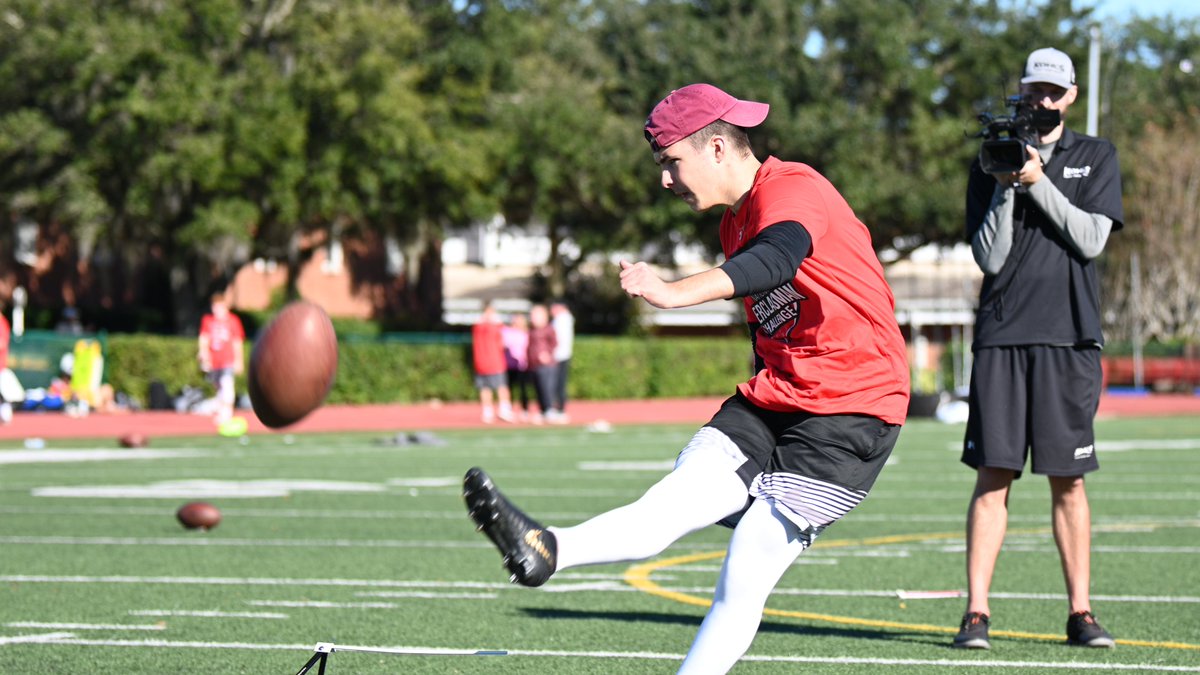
xmin=619 ymin=260 xmax=674 ymax=308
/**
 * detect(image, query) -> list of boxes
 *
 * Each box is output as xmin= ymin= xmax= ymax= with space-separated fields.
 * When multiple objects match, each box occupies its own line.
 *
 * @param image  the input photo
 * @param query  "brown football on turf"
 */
xmin=176 ymin=501 xmax=221 ymax=530
xmin=248 ymin=301 xmax=338 ymax=429
xmin=118 ymin=432 xmax=147 ymax=448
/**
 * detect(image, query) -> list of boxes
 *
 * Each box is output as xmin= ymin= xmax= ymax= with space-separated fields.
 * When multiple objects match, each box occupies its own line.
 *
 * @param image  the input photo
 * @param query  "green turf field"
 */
xmin=1 ymin=416 xmax=1198 ymax=673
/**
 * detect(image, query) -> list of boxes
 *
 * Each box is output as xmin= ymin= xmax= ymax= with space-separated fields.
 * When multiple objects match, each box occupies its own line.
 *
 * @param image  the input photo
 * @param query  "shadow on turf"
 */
xmin=522 ymin=608 xmax=947 ymax=646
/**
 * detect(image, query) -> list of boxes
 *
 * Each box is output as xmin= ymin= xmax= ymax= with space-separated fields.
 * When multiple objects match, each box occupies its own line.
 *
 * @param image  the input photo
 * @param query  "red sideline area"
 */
xmin=1 ymin=393 xmax=1197 ymax=442
xmin=0 ymin=398 xmax=728 ymax=441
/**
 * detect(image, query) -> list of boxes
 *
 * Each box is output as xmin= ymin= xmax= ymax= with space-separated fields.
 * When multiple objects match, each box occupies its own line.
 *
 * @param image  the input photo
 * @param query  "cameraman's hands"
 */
xmin=993 ymin=145 xmax=1044 ymax=188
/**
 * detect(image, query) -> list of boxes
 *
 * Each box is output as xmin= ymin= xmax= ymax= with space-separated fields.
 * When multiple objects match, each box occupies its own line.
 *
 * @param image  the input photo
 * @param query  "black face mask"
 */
xmin=1033 ymin=108 xmax=1063 ymax=136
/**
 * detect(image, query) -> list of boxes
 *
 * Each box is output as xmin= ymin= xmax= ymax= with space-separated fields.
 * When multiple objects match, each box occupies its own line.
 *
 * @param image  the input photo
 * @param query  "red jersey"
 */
xmin=721 ymin=157 xmax=910 ymax=424
xmin=472 ymin=321 xmax=507 ymax=376
xmin=200 ymin=312 xmax=245 ymax=370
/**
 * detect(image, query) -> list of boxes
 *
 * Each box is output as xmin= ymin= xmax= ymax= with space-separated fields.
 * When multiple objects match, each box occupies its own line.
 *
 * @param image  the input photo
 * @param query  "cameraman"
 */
xmin=955 ymin=47 xmax=1123 ymax=650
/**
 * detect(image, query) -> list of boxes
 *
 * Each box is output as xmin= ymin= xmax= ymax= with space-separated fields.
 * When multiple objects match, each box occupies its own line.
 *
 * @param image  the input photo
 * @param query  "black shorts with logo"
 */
xmin=963 ymin=345 xmax=1102 ymax=479
xmin=705 ymin=392 xmax=901 ymax=529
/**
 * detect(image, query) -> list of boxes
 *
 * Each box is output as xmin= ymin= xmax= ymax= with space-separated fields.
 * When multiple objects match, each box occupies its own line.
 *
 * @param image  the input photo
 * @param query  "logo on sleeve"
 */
xmin=751 ymin=284 xmax=807 ymax=337
xmin=1063 ymin=166 xmax=1092 ymax=179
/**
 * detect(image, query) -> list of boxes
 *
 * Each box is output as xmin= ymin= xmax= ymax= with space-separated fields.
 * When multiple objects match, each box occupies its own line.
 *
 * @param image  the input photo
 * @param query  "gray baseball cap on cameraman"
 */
xmin=1021 ymin=47 xmax=1075 ymax=89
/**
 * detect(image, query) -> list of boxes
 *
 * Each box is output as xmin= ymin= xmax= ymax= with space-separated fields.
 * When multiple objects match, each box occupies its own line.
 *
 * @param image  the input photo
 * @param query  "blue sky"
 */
xmin=1089 ymin=0 xmax=1200 ymax=20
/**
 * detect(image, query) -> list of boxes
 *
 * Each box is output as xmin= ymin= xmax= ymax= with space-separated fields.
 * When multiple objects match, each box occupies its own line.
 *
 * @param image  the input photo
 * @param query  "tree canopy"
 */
xmin=0 ymin=0 xmax=1196 ymax=338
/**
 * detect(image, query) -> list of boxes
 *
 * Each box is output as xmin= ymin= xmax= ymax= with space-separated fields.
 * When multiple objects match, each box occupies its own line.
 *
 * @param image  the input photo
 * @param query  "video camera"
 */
xmin=970 ymin=95 xmax=1061 ymax=174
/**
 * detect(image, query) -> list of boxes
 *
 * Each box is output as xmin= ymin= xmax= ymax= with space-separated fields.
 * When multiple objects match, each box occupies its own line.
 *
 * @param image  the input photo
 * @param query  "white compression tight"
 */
xmin=551 ymin=427 xmax=814 ymax=674
xmin=677 ymin=498 xmax=812 ymax=674
xmin=551 ymin=426 xmax=750 ymax=570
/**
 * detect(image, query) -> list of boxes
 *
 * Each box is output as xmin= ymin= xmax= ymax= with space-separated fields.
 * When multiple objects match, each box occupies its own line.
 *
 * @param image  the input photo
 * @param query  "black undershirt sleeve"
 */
xmin=719 ymin=220 xmax=812 ymax=297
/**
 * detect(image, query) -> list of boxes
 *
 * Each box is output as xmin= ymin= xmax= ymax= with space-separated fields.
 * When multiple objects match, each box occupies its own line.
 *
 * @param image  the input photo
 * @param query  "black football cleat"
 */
xmin=463 ymin=467 xmax=557 ymax=587
xmin=1066 ymin=611 xmax=1115 ymax=648
xmin=953 ymin=612 xmax=991 ymax=649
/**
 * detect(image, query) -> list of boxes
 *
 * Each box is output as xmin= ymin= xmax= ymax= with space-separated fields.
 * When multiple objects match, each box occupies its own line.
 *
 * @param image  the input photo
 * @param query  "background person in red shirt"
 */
xmin=0 ymin=305 xmax=11 ymax=425
xmin=198 ymin=291 xmax=245 ymax=428
xmin=471 ymin=301 xmax=513 ymax=424
xmin=465 ymin=83 xmax=909 ymax=673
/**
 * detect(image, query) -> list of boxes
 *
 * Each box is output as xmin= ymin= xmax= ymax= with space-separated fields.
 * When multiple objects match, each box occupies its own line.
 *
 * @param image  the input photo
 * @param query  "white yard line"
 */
xmin=942 ymin=438 xmax=1200 ymax=454
xmin=352 ymin=591 xmax=499 ymax=599
xmin=0 ymin=449 xmax=207 ymax=465
xmin=3 ymin=575 xmax=1196 ymax=605
xmin=1 ymin=636 xmax=1197 ymax=671
xmin=0 ymin=575 xmax=503 ymax=588
xmin=246 ymin=600 xmax=399 ymax=609
xmin=0 ymin=535 xmax=490 ymax=549
xmin=0 ymin=632 xmax=76 ymax=645
xmin=129 ymin=610 xmax=288 ymax=619
xmin=5 ymin=622 xmax=164 ymax=631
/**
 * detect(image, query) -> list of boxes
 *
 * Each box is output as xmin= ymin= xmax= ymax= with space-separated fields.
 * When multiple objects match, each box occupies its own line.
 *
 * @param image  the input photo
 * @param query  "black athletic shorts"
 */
xmin=962 ymin=345 xmax=1102 ymax=479
xmin=704 ymin=392 xmax=901 ymax=529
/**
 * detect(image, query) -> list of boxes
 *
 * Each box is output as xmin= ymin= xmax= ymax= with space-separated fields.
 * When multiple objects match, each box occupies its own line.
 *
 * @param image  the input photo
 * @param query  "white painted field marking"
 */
xmin=385 ymin=477 xmax=460 ymax=487
xmin=1093 ymin=493 xmax=1200 ymax=501
xmin=752 ymin=588 xmax=1200 ymax=604
xmin=866 ymin=490 xmax=1200 ymax=501
xmin=984 ymin=544 xmax=1200 ymax=555
xmin=6 ymin=574 xmax=1198 ymax=605
xmin=23 ymin=481 xmax=653 ymax=500
xmin=544 ymin=585 xmax=1200 ymax=605
xmin=352 ymin=591 xmax=499 ymax=600
xmin=0 ymin=575 xmax=504 ymax=589
xmin=5 ymin=622 xmax=164 ymax=631
xmin=0 ymin=637 xmax=300 ymax=650
xmin=0 ymin=632 xmax=75 ymax=645
xmin=498 ymin=487 xmax=648 ymax=498
xmin=536 ymin=581 xmax=627 ymax=593
xmin=578 ymin=460 xmax=676 ymax=471
xmin=0 ymin=536 xmax=490 ymax=549
xmin=0 ymin=504 xmax=596 ymax=521
xmin=514 ymin=651 xmax=1200 ymax=671
xmin=0 ymin=449 xmax=207 ymax=465
xmin=130 ymin=610 xmax=288 ymax=619
xmin=553 ymin=572 xmax=665 ymax=581
xmin=808 ymin=548 xmax=911 ymax=558
xmin=4 ymin=571 xmax=1185 ymax=605
xmin=667 ymin=559 xmax=838 ymax=573
xmin=246 ymin=600 xmax=398 ymax=609
xmin=4 ymin=637 xmax=1199 ymax=671
xmin=895 ymin=589 xmax=963 ymax=600
xmin=1099 ymin=439 xmax=1200 ymax=452
xmin=32 ymin=479 xmax=386 ymax=499
xmin=942 ymin=438 xmax=1200 ymax=454
xmin=992 ymin=592 xmax=1200 ymax=604
xmin=1092 ymin=475 xmax=1200 ymax=484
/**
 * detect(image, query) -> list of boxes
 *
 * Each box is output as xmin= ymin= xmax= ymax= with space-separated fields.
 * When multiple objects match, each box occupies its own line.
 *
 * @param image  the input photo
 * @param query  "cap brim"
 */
xmin=1020 ymin=75 xmax=1073 ymax=88
xmin=722 ymin=100 xmax=770 ymax=128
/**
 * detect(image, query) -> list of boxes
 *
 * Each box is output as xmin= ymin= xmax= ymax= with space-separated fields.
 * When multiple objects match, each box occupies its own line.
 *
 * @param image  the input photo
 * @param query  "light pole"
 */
xmin=1087 ymin=24 xmax=1101 ymax=136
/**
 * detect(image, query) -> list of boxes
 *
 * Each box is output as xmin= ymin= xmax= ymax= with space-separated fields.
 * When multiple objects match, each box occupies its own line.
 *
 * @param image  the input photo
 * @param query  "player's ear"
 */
xmin=710 ymin=134 xmax=727 ymax=162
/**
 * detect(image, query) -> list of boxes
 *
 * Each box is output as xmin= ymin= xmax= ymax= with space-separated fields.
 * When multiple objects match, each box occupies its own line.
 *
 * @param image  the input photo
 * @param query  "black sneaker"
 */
xmin=463 ymin=467 xmax=557 ymax=587
xmin=1067 ymin=611 xmax=1115 ymax=648
xmin=953 ymin=612 xmax=991 ymax=649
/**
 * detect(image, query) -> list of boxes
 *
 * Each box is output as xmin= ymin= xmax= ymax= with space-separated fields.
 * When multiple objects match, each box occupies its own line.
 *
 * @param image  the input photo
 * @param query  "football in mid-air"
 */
xmin=248 ymin=301 xmax=338 ymax=429
xmin=176 ymin=501 xmax=221 ymax=530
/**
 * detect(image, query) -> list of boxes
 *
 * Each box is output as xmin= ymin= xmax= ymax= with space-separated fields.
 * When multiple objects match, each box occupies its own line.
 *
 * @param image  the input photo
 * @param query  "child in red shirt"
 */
xmin=198 ymin=291 xmax=245 ymax=427
xmin=471 ymin=301 xmax=513 ymax=423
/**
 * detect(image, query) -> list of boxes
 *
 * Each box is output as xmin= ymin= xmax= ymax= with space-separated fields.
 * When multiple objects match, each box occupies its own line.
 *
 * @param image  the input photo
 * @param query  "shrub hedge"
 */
xmin=104 ymin=334 xmax=751 ymax=407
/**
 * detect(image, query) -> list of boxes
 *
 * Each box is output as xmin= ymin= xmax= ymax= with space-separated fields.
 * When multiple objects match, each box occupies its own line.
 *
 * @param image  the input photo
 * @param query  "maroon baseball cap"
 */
xmin=644 ymin=84 xmax=770 ymax=151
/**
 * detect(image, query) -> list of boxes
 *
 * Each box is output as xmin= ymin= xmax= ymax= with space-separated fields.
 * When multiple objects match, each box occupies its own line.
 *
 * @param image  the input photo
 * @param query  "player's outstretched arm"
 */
xmin=619 ymin=260 xmax=735 ymax=310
